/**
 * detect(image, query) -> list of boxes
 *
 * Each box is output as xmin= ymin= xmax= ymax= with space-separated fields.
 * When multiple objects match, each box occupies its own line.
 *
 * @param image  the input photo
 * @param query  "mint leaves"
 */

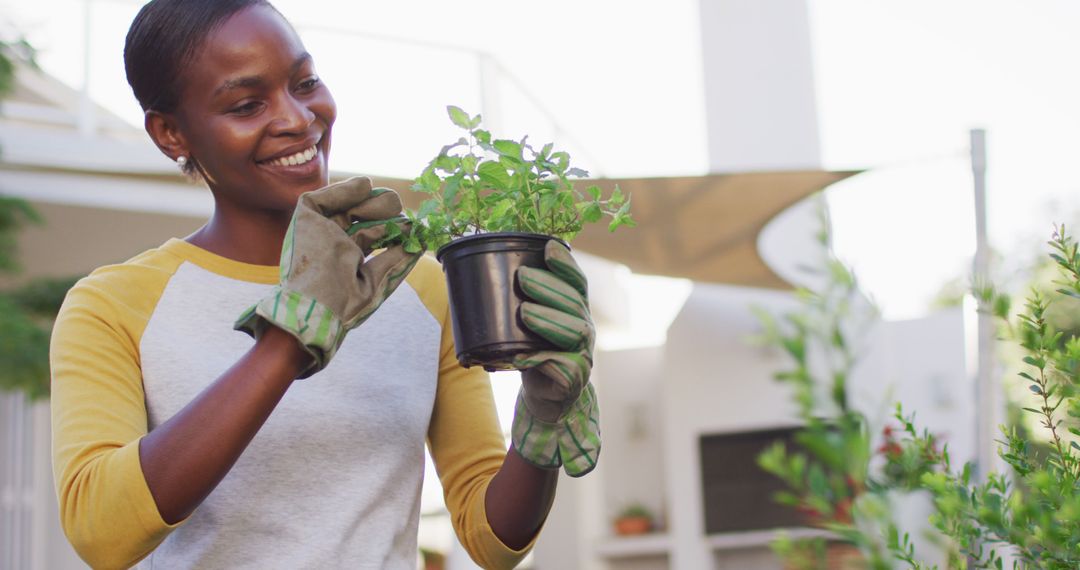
xmin=402 ymin=105 xmax=635 ymax=253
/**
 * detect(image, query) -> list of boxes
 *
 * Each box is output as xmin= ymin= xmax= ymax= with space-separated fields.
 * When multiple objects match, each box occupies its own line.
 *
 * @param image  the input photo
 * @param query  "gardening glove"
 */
xmin=235 ymin=176 xmax=423 ymax=377
xmin=510 ymin=240 xmax=600 ymax=477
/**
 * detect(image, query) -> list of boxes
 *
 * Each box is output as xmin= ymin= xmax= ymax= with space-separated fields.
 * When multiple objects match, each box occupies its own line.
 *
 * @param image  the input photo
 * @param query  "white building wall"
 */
xmin=663 ymin=284 xmax=802 ymax=570
xmin=699 ymin=0 xmax=821 ymax=173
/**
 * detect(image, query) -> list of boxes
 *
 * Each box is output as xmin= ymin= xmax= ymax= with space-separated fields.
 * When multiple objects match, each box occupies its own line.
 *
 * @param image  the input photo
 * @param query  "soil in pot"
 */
xmin=436 ymin=232 xmax=565 ymax=371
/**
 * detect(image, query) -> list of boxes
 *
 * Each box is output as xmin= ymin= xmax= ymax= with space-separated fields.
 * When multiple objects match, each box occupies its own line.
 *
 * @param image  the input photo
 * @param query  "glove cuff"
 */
xmin=234 ymin=287 xmax=345 ymax=378
xmin=511 ymin=383 xmax=600 ymax=477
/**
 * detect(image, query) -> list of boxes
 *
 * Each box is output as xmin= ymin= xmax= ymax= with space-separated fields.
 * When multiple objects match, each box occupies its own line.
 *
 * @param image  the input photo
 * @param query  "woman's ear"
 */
xmin=144 ymin=110 xmax=188 ymax=163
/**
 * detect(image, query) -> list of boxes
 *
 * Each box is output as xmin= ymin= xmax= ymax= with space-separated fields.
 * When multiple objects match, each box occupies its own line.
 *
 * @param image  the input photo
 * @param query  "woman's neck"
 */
xmin=186 ymin=205 xmax=292 ymax=266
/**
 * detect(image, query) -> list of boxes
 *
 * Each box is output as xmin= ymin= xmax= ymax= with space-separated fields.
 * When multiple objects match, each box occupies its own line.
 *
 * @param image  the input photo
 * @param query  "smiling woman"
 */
xmin=128 ymin=1 xmax=336 ymax=263
xmin=47 ymin=1 xmax=599 ymax=569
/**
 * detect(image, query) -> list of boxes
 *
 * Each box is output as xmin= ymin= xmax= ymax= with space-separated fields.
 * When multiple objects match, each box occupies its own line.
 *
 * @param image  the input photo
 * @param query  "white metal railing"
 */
xmin=1 ymin=392 xmax=35 ymax=570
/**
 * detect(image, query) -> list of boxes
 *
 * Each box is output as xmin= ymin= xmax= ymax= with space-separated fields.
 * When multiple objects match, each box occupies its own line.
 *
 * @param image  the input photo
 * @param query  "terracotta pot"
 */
xmin=825 ymin=543 xmax=863 ymax=570
xmin=782 ymin=542 xmax=864 ymax=570
xmin=613 ymin=516 xmax=652 ymax=536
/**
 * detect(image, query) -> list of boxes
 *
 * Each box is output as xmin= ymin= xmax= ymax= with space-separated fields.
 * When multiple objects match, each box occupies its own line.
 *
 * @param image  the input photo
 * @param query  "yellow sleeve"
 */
xmin=409 ymin=256 xmax=536 ymax=570
xmin=50 ymin=251 xmax=184 ymax=569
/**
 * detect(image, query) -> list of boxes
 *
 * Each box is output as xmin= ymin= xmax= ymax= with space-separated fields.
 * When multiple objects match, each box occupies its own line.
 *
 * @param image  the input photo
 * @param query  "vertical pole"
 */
xmin=12 ymin=394 xmax=25 ymax=570
xmin=971 ymin=128 xmax=995 ymax=478
xmin=2 ymin=395 xmax=12 ymax=570
xmin=77 ymin=0 xmax=96 ymax=137
xmin=476 ymin=53 xmax=501 ymax=136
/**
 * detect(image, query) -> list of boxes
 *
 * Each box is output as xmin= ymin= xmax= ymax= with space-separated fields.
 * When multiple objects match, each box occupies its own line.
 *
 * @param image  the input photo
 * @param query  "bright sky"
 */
xmin=3 ymin=0 xmax=1079 ymax=322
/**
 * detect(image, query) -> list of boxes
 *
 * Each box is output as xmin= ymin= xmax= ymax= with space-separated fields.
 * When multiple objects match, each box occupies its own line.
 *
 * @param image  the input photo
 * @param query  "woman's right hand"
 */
xmin=234 ymin=176 xmax=423 ymax=377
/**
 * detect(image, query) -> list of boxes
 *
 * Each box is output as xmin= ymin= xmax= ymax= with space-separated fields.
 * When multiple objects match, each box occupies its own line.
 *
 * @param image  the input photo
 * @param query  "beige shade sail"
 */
xmin=372 ymin=170 xmax=859 ymax=290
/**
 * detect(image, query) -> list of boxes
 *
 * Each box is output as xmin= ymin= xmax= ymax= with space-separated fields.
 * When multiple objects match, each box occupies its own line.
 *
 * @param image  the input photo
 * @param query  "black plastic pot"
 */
xmin=436 ymin=232 xmax=566 ymax=371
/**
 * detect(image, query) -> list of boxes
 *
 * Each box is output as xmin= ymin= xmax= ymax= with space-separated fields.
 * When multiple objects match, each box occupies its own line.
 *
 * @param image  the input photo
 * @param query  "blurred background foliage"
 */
xmin=0 ymin=38 xmax=80 ymax=400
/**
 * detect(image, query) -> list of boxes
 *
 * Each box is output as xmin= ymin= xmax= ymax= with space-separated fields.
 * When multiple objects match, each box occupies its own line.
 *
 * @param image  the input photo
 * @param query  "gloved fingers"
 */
xmin=516 ymin=359 xmax=586 ymax=425
xmin=347 ymin=215 xmax=412 ymax=255
xmin=514 ymin=351 xmax=590 ymax=397
xmin=542 ymin=240 xmax=588 ymax=299
xmin=298 ymin=177 xmax=404 ymax=231
xmin=356 ymin=244 xmax=423 ymax=293
xmin=510 ymin=377 xmax=600 ymax=475
xmin=520 ymin=363 xmax=572 ymax=402
xmin=299 ymin=176 xmax=375 ymax=218
xmin=517 ymin=266 xmax=588 ymax=320
xmin=340 ymin=244 xmax=422 ymax=327
xmin=519 ymin=301 xmax=592 ymax=352
xmin=343 ymin=187 xmax=404 ymax=227
xmin=557 ymin=383 xmax=600 ymax=477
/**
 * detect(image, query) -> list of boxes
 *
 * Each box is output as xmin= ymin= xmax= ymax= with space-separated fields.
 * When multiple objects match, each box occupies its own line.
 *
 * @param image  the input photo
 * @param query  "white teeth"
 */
xmin=267 ymin=146 xmax=317 ymax=167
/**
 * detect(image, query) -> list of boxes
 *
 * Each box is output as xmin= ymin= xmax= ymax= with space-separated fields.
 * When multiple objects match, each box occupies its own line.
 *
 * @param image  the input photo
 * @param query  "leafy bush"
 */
xmin=755 ymin=219 xmax=1080 ymax=568
xmin=0 ymin=43 xmax=78 ymax=400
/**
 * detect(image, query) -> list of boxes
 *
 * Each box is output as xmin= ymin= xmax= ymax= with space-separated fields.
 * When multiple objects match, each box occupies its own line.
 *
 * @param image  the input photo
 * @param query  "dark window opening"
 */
xmin=699 ymin=427 xmax=805 ymax=534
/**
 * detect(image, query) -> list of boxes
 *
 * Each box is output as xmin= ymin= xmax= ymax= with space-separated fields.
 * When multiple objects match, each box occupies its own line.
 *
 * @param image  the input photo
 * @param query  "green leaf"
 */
xmin=1023 ymin=355 xmax=1047 ymax=369
xmin=434 ymin=154 xmax=460 ymax=173
xmin=477 ymin=161 xmax=512 ymax=189
xmin=492 ymin=139 xmax=522 ymax=160
xmin=587 ymin=186 xmax=601 ymax=200
xmin=582 ymin=202 xmax=602 ymax=223
xmin=550 ymin=151 xmax=570 ymax=173
xmin=417 ymin=198 xmax=439 ymax=219
xmin=447 ymin=105 xmax=471 ymax=129
xmin=461 ymin=154 xmax=478 ymax=175
xmin=610 ymin=185 xmax=625 ymax=206
xmin=414 ymin=167 xmax=441 ymax=195
xmin=442 ymin=174 xmax=462 ymax=206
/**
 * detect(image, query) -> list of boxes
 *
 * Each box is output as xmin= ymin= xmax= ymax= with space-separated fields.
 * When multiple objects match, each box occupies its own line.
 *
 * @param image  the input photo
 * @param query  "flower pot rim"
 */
xmin=435 ymin=232 xmax=570 ymax=261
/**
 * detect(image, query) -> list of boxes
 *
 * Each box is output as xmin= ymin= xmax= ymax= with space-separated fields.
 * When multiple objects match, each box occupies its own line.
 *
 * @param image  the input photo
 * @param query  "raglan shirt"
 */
xmin=50 ymin=238 xmax=532 ymax=570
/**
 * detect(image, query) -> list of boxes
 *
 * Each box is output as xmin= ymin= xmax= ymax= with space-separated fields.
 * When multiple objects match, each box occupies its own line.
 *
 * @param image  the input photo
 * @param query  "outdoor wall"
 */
xmin=534 ymin=275 xmax=972 ymax=570
xmin=699 ymin=0 xmax=820 ymax=172
xmin=663 ymin=283 xmax=803 ymax=570
xmin=9 ymin=200 xmax=205 ymax=281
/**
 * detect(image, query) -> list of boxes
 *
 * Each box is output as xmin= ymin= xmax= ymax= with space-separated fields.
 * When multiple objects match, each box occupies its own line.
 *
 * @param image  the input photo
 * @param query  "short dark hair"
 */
xmin=123 ymin=0 xmax=274 ymax=114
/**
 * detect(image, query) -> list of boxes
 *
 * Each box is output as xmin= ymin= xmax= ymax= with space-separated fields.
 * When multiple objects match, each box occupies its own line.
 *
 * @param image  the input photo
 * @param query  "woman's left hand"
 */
xmin=511 ymin=240 xmax=600 ymax=477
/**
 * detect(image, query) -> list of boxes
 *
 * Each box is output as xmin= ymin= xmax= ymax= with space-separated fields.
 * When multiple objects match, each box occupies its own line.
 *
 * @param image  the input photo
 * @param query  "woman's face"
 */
xmin=170 ymin=5 xmax=336 ymax=213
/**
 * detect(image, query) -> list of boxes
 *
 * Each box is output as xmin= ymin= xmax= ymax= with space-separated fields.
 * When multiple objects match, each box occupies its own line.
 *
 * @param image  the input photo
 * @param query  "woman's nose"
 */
xmin=268 ymin=93 xmax=315 ymax=135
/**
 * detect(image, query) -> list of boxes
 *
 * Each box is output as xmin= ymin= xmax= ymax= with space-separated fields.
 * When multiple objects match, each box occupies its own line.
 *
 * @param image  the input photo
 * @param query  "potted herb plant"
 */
xmin=391 ymin=106 xmax=634 ymax=370
xmin=613 ymin=503 xmax=654 ymax=536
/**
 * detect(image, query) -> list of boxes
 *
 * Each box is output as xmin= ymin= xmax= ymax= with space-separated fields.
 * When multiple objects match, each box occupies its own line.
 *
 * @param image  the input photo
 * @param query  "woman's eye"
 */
xmin=298 ymin=77 xmax=321 ymax=91
xmin=229 ymin=101 xmax=262 ymax=115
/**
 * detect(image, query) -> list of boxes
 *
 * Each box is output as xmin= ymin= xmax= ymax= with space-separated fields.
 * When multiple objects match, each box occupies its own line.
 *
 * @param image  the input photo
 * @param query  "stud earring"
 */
xmin=176 ymin=156 xmax=188 ymax=168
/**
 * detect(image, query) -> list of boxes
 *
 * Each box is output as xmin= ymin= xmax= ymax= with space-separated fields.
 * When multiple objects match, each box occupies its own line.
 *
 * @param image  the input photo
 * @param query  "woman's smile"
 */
xmin=256 ymin=140 xmax=323 ymax=178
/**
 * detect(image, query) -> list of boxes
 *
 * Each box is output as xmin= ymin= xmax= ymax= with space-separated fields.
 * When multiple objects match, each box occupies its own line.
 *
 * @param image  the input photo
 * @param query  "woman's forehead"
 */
xmin=185 ymin=5 xmax=308 ymax=90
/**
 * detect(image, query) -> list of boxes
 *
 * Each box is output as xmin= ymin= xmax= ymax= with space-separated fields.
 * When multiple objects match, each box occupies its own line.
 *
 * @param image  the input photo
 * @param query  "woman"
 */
xmin=49 ymin=1 xmax=600 ymax=568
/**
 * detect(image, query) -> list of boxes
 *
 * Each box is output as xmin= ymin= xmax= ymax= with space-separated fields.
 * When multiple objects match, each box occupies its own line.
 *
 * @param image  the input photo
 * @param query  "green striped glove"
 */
xmin=235 ymin=176 xmax=422 ymax=377
xmin=511 ymin=240 xmax=600 ymax=477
